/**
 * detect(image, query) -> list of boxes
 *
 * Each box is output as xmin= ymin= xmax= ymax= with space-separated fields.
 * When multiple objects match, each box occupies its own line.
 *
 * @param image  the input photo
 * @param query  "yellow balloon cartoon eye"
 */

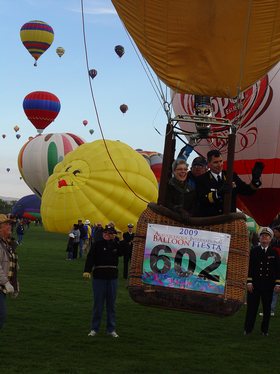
xmin=73 ymin=170 xmax=81 ymax=176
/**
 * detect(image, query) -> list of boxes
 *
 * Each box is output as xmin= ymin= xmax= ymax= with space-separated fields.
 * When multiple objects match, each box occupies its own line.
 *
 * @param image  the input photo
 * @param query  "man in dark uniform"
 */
xmin=122 ymin=223 xmax=135 ymax=279
xmin=83 ymin=225 xmax=123 ymax=338
xmin=244 ymin=227 xmax=280 ymax=336
xmin=195 ymin=149 xmax=263 ymax=216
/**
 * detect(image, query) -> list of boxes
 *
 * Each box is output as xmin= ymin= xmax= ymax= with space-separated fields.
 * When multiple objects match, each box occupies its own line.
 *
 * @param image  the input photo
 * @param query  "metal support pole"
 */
xmin=158 ymin=121 xmax=175 ymax=206
xmin=223 ymin=131 xmax=236 ymax=214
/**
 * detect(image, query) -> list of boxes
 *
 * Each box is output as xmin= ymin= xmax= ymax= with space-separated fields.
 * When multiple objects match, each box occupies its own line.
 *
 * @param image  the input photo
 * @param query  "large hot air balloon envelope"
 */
xmin=20 ymin=20 xmax=54 ymax=66
xmin=12 ymin=194 xmax=41 ymax=221
xmin=112 ymin=1 xmax=280 ymax=98
xmin=41 ymin=140 xmax=158 ymax=234
xmin=172 ymin=62 xmax=280 ymax=226
xmin=18 ymin=133 xmax=85 ymax=197
xmin=23 ymin=91 xmax=61 ymax=133
xmin=56 ymin=47 xmax=65 ymax=57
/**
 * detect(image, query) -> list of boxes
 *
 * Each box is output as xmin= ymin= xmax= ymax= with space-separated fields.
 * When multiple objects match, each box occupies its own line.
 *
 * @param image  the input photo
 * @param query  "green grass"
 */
xmin=1 ymin=225 xmax=280 ymax=373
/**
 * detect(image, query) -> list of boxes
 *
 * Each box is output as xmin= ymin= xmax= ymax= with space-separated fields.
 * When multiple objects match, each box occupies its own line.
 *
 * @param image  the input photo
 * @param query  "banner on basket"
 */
xmin=142 ymin=223 xmax=231 ymax=294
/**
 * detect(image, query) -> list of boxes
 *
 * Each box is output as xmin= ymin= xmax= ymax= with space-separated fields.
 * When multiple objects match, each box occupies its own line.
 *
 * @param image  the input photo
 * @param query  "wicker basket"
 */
xmin=128 ymin=203 xmax=250 ymax=317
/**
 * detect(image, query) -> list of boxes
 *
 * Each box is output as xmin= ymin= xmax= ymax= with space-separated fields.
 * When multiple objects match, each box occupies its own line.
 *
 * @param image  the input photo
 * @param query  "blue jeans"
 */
xmin=0 ymin=291 xmax=7 ymax=329
xmin=91 ymin=278 xmax=118 ymax=333
xmin=17 ymin=233 xmax=23 ymax=244
xmin=271 ymin=291 xmax=278 ymax=313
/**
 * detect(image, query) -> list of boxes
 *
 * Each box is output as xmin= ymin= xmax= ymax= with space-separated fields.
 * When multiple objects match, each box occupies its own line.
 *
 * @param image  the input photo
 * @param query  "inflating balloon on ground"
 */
xmin=12 ymin=194 xmax=41 ymax=221
xmin=41 ymin=139 xmax=158 ymax=234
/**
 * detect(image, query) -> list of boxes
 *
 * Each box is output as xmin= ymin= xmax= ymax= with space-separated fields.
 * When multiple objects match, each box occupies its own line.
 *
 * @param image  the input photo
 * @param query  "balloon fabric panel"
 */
xmin=41 ymin=140 xmax=158 ymax=233
xmin=112 ymin=0 xmax=280 ymax=97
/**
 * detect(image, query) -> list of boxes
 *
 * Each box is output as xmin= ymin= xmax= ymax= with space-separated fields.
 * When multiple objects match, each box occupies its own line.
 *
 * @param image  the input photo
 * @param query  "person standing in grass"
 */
xmin=244 ymin=227 xmax=280 ymax=336
xmin=0 ymin=214 xmax=19 ymax=329
xmin=83 ymin=225 xmax=123 ymax=338
xmin=16 ymin=219 xmax=24 ymax=245
xmin=122 ymin=223 xmax=135 ymax=280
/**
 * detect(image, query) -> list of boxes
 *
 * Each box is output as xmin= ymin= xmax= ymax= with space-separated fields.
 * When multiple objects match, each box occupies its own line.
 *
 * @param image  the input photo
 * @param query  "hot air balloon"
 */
xmin=89 ymin=69 xmax=97 ymax=79
xmin=12 ymin=194 xmax=41 ymax=221
xmin=20 ymin=20 xmax=54 ymax=66
xmin=16 ymin=134 xmax=21 ymax=140
xmin=14 ymin=125 xmax=20 ymax=132
xmin=56 ymin=47 xmax=65 ymax=58
xmin=18 ymin=133 xmax=85 ymax=197
xmin=23 ymin=91 xmax=61 ymax=134
xmin=136 ymin=150 xmax=163 ymax=184
xmin=112 ymin=1 xmax=280 ymax=98
xmin=172 ymin=62 xmax=280 ymax=226
xmin=6 ymin=168 xmax=10 ymax=172
xmin=82 ymin=120 xmax=88 ymax=126
xmin=111 ymin=1 xmax=280 ymax=317
xmin=2 ymin=134 xmax=6 ymax=139
xmin=41 ymin=140 xmax=158 ymax=234
xmin=120 ymin=104 xmax=128 ymax=114
xmin=114 ymin=45 xmax=125 ymax=58
xmin=89 ymin=129 xmax=94 ymax=135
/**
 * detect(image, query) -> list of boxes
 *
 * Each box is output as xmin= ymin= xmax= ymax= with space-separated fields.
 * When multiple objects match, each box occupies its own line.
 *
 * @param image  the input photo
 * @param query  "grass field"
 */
xmin=1 ymin=225 xmax=280 ymax=374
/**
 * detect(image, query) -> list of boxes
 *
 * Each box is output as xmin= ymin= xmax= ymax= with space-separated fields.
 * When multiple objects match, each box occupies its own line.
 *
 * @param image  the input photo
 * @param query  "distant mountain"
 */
xmin=0 ymin=196 xmax=19 ymax=202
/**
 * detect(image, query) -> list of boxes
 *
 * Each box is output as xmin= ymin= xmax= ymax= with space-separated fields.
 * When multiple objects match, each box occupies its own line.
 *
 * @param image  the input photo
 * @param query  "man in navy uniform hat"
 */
xmin=244 ymin=227 xmax=280 ymax=336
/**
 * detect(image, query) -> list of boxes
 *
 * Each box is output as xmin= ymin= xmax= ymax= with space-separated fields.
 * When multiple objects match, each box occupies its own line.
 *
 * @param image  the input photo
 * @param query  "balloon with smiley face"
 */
xmin=41 ymin=139 xmax=158 ymax=234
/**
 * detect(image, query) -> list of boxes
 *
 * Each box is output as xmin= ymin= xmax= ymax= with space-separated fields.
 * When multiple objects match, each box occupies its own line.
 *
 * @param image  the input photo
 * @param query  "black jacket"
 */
xmin=165 ymin=177 xmax=197 ymax=215
xmin=84 ymin=239 xmax=123 ymax=279
xmin=195 ymin=170 xmax=257 ymax=216
xmin=247 ymin=245 xmax=280 ymax=289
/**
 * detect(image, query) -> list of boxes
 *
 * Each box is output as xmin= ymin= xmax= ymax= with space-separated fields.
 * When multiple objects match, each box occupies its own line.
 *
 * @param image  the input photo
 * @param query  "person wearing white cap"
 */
xmin=244 ymin=227 xmax=280 ymax=336
xmin=0 ymin=214 xmax=19 ymax=329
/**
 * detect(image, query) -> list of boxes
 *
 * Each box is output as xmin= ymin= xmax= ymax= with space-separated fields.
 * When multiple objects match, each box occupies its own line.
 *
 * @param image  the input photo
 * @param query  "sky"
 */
xmin=0 ymin=0 xmax=190 ymax=199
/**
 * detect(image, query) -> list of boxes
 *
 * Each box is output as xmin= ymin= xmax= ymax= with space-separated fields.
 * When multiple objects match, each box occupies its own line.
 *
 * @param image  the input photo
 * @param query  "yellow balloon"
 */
xmin=41 ymin=140 xmax=158 ymax=233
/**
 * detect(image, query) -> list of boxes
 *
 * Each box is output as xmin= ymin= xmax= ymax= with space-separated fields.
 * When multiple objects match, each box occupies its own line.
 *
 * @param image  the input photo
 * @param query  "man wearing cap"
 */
xmin=195 ymin=149 xmax=264 ymax=216
xmin=122 ymin=224 xmax=135 ymax=279
xmin=187 ymin=156 xmax=208 ymax=189
xmin=83 ymin=225 xmax=123 ymax=338
xmin=244 ymin=227 xmax=280 ymax=336
xmin=0 ymin=214 xmax=19 ymax=329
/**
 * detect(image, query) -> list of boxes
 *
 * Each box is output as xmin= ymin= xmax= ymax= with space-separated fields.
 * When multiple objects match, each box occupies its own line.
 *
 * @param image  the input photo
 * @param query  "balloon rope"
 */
xmin=80 ymin=0 xmax=149 ymax=204
xmin=123 ymin=27 xmax=165 ymax=105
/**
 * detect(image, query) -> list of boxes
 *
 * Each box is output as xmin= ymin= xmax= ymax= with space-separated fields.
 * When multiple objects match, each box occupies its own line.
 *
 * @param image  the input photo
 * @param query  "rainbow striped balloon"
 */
xmin=20 ymin=20 xmax=54 ymax=65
